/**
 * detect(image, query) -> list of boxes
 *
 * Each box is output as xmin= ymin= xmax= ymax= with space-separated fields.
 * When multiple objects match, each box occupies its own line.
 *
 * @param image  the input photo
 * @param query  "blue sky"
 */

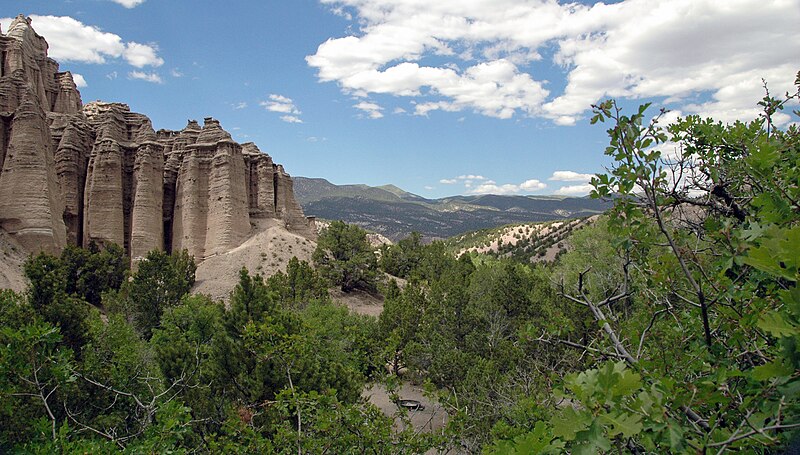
xmin=2 ymin=0 xmax=798 ymax=198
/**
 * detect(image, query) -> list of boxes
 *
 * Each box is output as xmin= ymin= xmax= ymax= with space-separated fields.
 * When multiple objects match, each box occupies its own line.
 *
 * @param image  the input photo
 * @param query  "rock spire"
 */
xmin=0 ymin=16 xmax=315 ymax=263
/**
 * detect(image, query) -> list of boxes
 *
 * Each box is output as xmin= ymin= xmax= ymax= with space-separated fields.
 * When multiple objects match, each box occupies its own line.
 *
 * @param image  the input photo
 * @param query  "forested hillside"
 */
xmin=295 ymin=177 xmax=611 ymax=241
xmin=445 ymin=217 xmax=596 ymax=263
xmin=1 ymin=79 xmax=799 ymax=453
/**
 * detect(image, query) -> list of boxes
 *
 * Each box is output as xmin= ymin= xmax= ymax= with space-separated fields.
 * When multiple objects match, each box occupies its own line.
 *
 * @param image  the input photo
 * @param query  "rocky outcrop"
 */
xmin=0 ymin=15 xmax=78 ymax=254
xmin=0 ymin=15 xmax=315 ymax=266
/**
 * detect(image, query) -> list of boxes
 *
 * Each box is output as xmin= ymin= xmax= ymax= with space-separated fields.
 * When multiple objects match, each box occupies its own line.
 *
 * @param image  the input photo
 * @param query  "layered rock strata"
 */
xmin=0 ymin=15 xmax=315 ymax=264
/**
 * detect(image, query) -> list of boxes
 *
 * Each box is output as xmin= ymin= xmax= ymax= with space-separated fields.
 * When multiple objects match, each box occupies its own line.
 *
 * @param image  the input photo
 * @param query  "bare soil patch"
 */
xmin=193 ymin=218 xmax=316 ymax=302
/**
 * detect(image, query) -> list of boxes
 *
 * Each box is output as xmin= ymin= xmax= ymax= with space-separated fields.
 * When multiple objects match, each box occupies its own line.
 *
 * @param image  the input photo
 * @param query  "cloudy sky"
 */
xmin=2 ymin=0 xmax=798 ymax=197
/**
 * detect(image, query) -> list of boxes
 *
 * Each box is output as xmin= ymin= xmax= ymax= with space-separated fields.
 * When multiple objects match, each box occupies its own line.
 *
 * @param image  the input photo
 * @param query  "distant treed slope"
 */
xmin=295 ymin=177 xmax=612 ymax=241
xmin=446 ymin=217 xmax=598 ymax=263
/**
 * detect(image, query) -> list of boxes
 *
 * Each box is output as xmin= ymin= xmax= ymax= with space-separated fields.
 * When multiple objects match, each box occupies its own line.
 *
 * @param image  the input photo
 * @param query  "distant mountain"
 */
xmin=295 ymin=177 xmax=612 ymax=241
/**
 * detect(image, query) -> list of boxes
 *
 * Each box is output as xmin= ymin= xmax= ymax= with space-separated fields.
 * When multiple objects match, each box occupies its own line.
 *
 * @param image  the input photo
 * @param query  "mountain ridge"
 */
xmin=294 ymin=177 xmax=611 ymax=241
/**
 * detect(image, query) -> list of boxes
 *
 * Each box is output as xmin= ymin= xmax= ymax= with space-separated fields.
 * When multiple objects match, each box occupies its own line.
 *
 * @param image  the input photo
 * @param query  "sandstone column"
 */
xmin=83 ymin=139 xmax=125 ymax=248
xmin=130 ymin=142 xmax=164 ymax=261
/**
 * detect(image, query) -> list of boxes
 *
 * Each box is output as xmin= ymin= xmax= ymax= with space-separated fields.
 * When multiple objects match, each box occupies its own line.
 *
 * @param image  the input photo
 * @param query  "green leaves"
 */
xmin=601 ymin=411 xmax=643 ymax=439
xmin=751 ymin=360 xmax=794 ymax=381
xmin=743 ymin=225 xmax=800 ymax=282
xmin=551 ymin=406 xmax=591 ymax=440
xmin=489 ymin=421 xmax=565 ymax=454
xmin=546 ymin=362 xmax=649 ymax=451
xmin=757 ymin=311 xmax=799 ymax=338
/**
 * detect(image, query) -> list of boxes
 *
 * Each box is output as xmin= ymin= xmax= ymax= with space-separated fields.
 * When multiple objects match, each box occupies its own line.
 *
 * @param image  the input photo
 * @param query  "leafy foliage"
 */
xmin=313 ymin=220 xmax=378 ymax=292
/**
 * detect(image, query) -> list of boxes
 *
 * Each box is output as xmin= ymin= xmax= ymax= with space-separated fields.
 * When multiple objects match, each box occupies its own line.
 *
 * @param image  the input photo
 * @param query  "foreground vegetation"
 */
xmin=2 ymin=76 xmax=799 ymax=453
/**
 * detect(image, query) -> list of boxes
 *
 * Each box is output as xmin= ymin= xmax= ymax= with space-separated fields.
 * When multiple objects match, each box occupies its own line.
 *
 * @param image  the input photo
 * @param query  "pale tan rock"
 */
xmin=83 ymin=138 xmax=126 ymax=249
xmin=172 ymin=147 xmax=210 ymax=259
xmin=243 ymin=142 xmax=276 ymax=217
xmin=204 ymin=140 xmax=250 ymax=257
xmin=130 ymin=143 xmax=164 ymax=262
xmin=0 ymin=16 xmax=315 ymax=276
xmin=0 ymin=96 xmax=66 ymax=253
xmin=49 ymin=113 xmax=93 ymax=245
xmin=275 ymin=165 xmax=317 ymax=240
xmin=0 ymin=16 xmax=71 ymax=253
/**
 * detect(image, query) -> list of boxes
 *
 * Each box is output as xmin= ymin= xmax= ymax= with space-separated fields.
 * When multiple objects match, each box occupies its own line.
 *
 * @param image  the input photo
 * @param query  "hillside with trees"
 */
xmin=294 ymin=177 xmax=611 ymax=241
xmin=1 ymin=76 xmax=799 ymax=453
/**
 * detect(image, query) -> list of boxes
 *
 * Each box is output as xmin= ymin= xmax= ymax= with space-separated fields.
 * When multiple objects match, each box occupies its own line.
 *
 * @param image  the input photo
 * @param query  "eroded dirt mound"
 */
xmin=0 ymin=229 xmax=27 ymax=292
xmin=193 ymin=218 xmax=315 ymax=302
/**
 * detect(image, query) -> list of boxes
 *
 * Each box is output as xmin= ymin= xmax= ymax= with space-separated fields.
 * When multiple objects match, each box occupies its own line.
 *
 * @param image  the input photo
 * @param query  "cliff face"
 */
xmin=0 ymin=15 xmax=315 ymax=264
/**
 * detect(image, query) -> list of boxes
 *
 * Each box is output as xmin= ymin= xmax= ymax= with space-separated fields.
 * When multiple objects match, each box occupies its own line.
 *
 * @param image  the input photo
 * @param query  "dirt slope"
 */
xmin=193 ymin=218 xmax=316 ymax=302
xmin=0 ymin=229 xmax=27 ymax=292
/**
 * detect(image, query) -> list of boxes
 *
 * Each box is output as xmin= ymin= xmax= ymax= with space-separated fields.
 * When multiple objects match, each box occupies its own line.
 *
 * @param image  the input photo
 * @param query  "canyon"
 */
xmin=0 ymin=15 xmax=315 ymax=283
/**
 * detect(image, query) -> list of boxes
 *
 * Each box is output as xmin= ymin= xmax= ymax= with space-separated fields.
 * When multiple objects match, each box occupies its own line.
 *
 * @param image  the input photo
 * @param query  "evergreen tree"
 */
xmin=312 ymin=221 xmax=378 ymax=292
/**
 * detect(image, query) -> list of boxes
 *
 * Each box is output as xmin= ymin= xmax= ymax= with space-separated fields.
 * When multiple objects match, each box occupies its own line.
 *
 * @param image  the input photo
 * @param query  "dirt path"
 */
xmin=362 ymin=382 xmax=449 ymax=433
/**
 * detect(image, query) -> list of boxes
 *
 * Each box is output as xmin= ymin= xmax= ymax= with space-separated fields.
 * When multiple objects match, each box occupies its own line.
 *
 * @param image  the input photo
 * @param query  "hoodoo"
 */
xmin=0 ymin=15 xmax=315 ymax=266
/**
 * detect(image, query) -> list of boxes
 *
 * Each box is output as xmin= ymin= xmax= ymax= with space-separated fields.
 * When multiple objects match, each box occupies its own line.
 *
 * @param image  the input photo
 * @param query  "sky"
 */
xmin=2 ymin=0 xmax=798 ymax=198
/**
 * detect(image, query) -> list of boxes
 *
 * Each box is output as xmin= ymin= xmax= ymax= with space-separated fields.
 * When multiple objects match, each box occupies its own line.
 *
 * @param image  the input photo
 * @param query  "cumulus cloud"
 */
xmin=261 ymin=94 xmax=304 ymax=123
xmin=128 ymin=71 xmax=162 ymax=84
xmin=123 ymin=42 xmax=164 ymax=67
xmin=110 ymin=0 xmax=146 ymax=7
xmin=72 ymin=73 xmax=87 ymax=88
xmin=262 ymin=94 xmax=302 ymax=114
xmin=309 ymin=0 xmax=800 ymax=125
xmin=549 ymin=170 xmax=594 ymax=182
xmin=0 ymin=15 xmax=164 ymax=68
xmin=353 ymin=101 xmax=384 ymax=119
xmin=554 ymin=184 xmax=594 ymax=196
xmin=439 ymin=178 xmax=457 ymax=184
xmin=280 ymin=115 xmax=303 ymax=124
xmin=469 ymin=178 xmax=547 ymax=195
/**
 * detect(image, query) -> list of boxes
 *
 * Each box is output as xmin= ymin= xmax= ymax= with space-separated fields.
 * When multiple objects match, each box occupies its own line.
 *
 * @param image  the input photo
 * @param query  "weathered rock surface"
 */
xmin=0 ymin=15 xmax=76 ymax=254
xmin=0 ymin=15 xmax=315 ymax=271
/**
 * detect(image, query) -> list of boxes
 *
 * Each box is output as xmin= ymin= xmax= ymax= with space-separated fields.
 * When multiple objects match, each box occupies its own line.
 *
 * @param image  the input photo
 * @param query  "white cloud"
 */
xmin=128 ymin=71 xmax=162 ymax=84
xmin=554 ymin=184 xmax=594 ymax=196
xmin=520 ymin=179 xmax=547 ymax=191
xmin=123 ymin=42 xmax=163 ymax=67
xmin=0 ymin=15 xmax=163 ymax=68
xmin=232 ymin=102 xmax=248 ymax=110
xmin=110 ymin=0 xmax=146 ymax=8
xmin=71 ymin=73 xmax=87 ymax=88
xmin=262 ymin=94 xmax=301 ymax=114
xmin=393 ymin=107 xmax=407 ymax=114
xmin=106 ymin=71 xmax=118 ymax=80
xmin=458 ymin=174 xmax=486 ymax=180
xmin=469 ymin=178 xmax=546 ymax=195
xmin=549 ymin=170 xmax=594 ymax=182
xmin=261 ymin=94 xmax=304 ymax=123
xmin=310 ymin=0 xmax=800 ymax=125
xmin=170 ymin=68 xmax=184 ymax=78
xmin=424 ymin=185 xmax=435 ymax=190
xmin=280 ymin=115 xmax=303 ymax=124
xmin=353 ymin=101 xmax=384 ymax=119
xmin=439 ymin=178 xmax=457 ymax=184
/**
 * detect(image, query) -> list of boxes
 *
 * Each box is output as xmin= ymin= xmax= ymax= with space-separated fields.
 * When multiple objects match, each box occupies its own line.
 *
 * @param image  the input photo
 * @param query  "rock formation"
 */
xmin=0 ymin=15 xmax=315 ymax=266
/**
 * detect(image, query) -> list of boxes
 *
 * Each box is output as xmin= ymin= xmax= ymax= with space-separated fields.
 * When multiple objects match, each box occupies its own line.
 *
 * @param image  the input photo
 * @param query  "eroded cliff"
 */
xmin=0 ymin=15 xmax=315 ymax=268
